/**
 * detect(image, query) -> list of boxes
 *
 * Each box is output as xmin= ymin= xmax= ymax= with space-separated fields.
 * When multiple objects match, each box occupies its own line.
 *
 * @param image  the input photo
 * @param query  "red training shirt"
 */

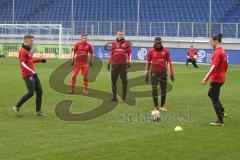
xmin=109 ymin=40 xmax=131 ymax=64
xmin=19 ymin=48 xmax=44 ymax=78
xmin=74 ymin=41 xmax=94 ymax=66
xmin=187 ymin=49 xmax=198 ymax=60
xmin=203 ymin=47 xmax=228 ymax=83
xmin=147 ymin=48 xmax=174 ymax=75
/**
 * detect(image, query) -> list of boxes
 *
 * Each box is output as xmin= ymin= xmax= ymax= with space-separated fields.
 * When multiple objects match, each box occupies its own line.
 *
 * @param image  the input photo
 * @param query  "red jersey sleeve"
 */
xmin=33 ymin=58 xmax=44 ymax=63
xmin=147 ymin=50 xmax=152 ymax=63
xmin=165 ymin=49 xmax=174 ymax=76
xmin=88 ymin=44 xmax=94 ymax=55
xmin=194 ymin=50 xmax=198 ymax=55
xmin=127 ymin=42 xmax=131 ymax=63
xmin=203 ymin=52 xmax=221 ymax=82
xmin=108 ymin=42 xmax=115 ymax=64
xmin=165 ymin=49 xmax=171 ymax=62
xmin=212 ymin=52 xmax=221 ymax=68
xmin=74 ymin=43 xmax=78 ymax=53
xmin=19 ymin=52 xmax=27 ymax=63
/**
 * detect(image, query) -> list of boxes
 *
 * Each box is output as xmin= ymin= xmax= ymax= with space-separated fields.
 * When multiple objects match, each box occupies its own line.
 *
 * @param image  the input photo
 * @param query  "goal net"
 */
xmin=0 ymin=24 xmax=72 ymax=59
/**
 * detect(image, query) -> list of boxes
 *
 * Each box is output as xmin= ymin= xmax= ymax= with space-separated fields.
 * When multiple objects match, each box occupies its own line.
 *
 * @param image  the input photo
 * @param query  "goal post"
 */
xmin=0 ymin=23 xmax=72 ymax=59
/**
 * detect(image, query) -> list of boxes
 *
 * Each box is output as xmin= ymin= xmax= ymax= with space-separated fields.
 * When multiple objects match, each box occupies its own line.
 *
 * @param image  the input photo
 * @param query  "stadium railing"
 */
xmin=0 ymin=21 xmax=239 ymax=38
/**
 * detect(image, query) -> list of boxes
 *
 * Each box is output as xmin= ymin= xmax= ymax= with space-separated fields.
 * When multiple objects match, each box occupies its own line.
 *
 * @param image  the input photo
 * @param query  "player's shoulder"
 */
xmin=219 ymin=47 xmax=226 ymax=53
xmin=112 ymin=39 xmax=129 ymax=43
xmin=19 ymin=48 xmax=24 ymax=52
xmin=86 ymin=41 xmax=93 ymax=46
xmin=112 ymin=40 xmax=118 ymax=44
xmin=112 ymin=40 xmax=119 ymax=47
xmin=19 ymin=48 xmax=28 ymax=55
xmin=219 ymin=48 xmax=227 ymax=58
xmin=148 ymin=48 xmax=155 ymax=54
xmin=215 ymin=47 xmax=225 ymax=55
xmin=76 ymin=41 xmax=86 ymax=45
xmin=163 ymin=47 xmax=169 ymax=52
xmin=123 ymin=40 xmax=131 ymax=48
xmin=163 ymin=47 xmax=170 ymax=54
xmin=124 ymin=40 xmax=131 ymax=44
xmin=74 ymin=42 xmax=81 ymax=46
xmin=194 ymin=49 xmax=198 ymax=53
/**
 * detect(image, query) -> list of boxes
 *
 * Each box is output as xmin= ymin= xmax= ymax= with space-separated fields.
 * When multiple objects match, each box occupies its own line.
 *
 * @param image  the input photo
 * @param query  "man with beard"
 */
xmin=202 ymin=33 xmax=228 ymax=126
xmin=108 ymin=30 xmax=131 ymax=102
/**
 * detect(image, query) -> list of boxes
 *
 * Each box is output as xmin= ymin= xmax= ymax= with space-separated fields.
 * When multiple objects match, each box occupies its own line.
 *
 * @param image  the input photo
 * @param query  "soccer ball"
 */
xmin=151 ymin=109 xmax=160 ymax=121
xmin=193 ymin=55 xmax=198 ymax=59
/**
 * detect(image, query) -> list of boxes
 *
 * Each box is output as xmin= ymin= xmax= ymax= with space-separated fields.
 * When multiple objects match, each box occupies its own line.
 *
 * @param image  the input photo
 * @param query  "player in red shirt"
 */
xmin=202 ymin=33 xmax=228 ymax=126
xmin=145 ymin=37 xmax=174 ymax=112
xmin=186 ymin=45 xmax=198 ymax=68
xmin=12 ymin=35 xmax=47 ymax=116
xmin=69 ymin=34 xmax=94 ymax=94
xmin=108 ymin=30 xmax=131 ymax=102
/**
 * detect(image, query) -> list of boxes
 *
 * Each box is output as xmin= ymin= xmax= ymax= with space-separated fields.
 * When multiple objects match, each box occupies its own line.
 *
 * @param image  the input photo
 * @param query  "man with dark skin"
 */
xmin=145 ymin=37 xmax=174 ymax=112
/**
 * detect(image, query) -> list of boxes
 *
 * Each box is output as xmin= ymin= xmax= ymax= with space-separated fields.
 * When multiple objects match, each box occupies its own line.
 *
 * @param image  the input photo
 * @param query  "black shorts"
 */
xmin=151 ymin=72 xmax=167 ymax=86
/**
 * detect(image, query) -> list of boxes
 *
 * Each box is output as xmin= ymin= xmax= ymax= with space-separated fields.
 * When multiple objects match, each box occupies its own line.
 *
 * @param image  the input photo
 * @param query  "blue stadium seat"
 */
xmin=0 ymin=0 xmax=239 ymax=37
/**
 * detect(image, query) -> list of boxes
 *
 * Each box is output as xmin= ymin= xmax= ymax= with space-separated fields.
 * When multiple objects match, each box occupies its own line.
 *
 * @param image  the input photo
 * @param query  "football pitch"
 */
xmin=0 ymin=58 xmax=239 ymax=160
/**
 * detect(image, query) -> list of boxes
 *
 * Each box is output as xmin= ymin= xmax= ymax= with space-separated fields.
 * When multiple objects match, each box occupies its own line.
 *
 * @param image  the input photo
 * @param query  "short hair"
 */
xmin=154 ymin=37 xmax=162 ymax=41
xmin=24 ymin=35 xmax=34 ymax=40
xmin=212 ymin=33 xmax=223 ymax=43
xmin=117 ymin=29 xmax=124 ymax=33
xmin=81 ymin=33 xmax=88 ymax=37
xmin=190 ymin=45 xmax=193 ymax=48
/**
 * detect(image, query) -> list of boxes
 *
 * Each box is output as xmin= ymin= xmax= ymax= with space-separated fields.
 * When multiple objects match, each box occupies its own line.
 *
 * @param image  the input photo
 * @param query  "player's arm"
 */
xmin=202 ymin=65 xmax=215 ymax=84
xmin=186 ymin=50 xmax=190 ymax=58
xmin=33 ymin=58 xmax=46 ymax=63
xmin=72 ymin=49 xmax=76 ymax=62
xmin=107 ymin=42 xmax=114 ymax=71
xmin=89 ymin=52 xmax=94 ymax=67
xmin=89 ymin=44 xmax=94 ymax=67
xmin=108 ymin=42 xmax=114 ymax=64
xmin=166 ymin=50 xmax=174 ymax=82
xmin=71 ymin=45 xmax=77 ymax=65
xmin=127 ymin=41 xmax=132 ymax=68
xmin=145 ymin=63 xmax=151 ymax=84
xmin=202 ymin=53 xmax=221 ymax=84
xmin=194 ymin=50 xmax=198 ymax=57
xmin=20 ymin=53 xmax=35 ymax=74
xmin=145 ymin=62 xmax=151 ymax=74
xmin=144 ymin=51 xmax=151 ymax=84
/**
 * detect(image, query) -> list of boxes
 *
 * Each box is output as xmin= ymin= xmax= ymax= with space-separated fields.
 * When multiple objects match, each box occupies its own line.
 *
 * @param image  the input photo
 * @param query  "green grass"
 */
xmin=0 ymin=58 xmax=239 ymax=160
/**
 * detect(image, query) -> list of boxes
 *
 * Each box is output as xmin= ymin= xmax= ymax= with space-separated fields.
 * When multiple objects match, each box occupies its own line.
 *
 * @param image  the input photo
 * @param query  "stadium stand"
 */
xmin=0 ymin=0 xmax=239 ymax=37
